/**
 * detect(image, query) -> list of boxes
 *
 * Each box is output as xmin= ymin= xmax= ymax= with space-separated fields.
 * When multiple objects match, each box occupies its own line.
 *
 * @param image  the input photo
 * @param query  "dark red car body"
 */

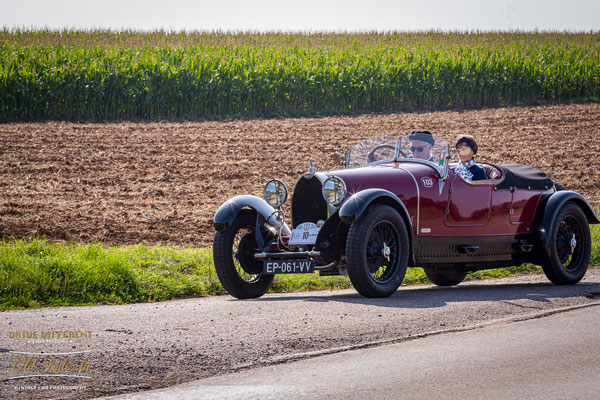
xmin=213 ymin=136 xmax=598 ymax=298
xmin=302 ymin=161 xmax=562 ymax=270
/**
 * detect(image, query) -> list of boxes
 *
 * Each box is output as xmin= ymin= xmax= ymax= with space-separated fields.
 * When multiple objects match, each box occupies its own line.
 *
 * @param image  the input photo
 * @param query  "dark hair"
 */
xmin=408 ymin=130 xmax=435 ymax=146
xmin=455 ymin=135 xmax=478 ymax=154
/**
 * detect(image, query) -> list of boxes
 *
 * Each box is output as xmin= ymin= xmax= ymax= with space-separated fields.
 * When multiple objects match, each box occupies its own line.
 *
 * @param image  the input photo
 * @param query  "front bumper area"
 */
xmin=254 ymin=250 xmax=321 ymax=259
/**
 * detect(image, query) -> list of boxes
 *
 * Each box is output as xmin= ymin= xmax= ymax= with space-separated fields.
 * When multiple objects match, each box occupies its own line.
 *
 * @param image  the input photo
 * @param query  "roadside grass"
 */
xmin=2 ymin=225 xmax=599 ymax=309
xmin=0 ymin=239 xmax=222 ymax=309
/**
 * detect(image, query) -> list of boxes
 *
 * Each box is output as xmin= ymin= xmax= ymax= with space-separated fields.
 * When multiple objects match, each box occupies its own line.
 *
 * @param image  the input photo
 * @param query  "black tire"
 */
xmin=423 ymin=268 xmax=467 ymax=286
xmin=213 ymin=209 xmax=274 ymax=299
xmin=541 ymin=203 xmax=591 ymax=285
xmin=346 ymin=204 xmax=409 ymax=298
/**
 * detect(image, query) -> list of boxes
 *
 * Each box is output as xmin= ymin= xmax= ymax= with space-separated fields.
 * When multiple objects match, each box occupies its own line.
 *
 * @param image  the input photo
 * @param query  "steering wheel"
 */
xmin=366 ymin=145 xmax=406 ymax=163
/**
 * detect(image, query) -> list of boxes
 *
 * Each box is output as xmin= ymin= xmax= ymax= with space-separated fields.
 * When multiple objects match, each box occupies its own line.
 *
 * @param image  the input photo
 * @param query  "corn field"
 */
xmin=0 ymin=30 xmax=599 ymax=121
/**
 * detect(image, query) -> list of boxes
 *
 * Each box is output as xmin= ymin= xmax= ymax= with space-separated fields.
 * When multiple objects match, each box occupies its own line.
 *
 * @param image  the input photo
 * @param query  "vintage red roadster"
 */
xmin=213 ymin=135 xmax=599 ymax=298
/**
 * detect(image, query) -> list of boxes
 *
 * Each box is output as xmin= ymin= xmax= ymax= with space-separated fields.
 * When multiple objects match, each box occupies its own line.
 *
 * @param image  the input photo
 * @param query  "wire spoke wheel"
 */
xmin=555 ymin=216 xmax=584 ymax=272
xmin=232 ymin=227 xmax=262 ymax=283
xmin=213 ymin=210 xmax=274 ymax=299
xmin=366 ymin=221 xmax=400 ymax=283
xmin=541 ymin=203 xmax=591 ymax=285
xmin=346 ymin=204 xmax=409 ymax=298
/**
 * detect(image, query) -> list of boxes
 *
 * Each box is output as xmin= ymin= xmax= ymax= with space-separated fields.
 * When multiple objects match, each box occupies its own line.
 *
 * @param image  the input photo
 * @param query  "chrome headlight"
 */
xmin=264 ymin=179 xmax=288 ymax=208
xmin=322 ymin=176 xmax=347 ymax=205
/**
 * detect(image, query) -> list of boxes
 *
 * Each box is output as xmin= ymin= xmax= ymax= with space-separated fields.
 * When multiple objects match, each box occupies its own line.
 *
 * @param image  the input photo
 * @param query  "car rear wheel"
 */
xmin=346 ymin=204 xmax=409 ymax=298
xmin=213 ymin=209 xmax=274 ymax=299
xmin=423 ymin=268 xmax=467 ymax=286
xmin=541 ymin=203 xmax=591 ymax=285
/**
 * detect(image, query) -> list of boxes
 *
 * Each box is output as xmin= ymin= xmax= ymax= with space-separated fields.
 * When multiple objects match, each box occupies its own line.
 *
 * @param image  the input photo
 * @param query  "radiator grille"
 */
xmin=291 ymin=176 xmax=328 ymax=228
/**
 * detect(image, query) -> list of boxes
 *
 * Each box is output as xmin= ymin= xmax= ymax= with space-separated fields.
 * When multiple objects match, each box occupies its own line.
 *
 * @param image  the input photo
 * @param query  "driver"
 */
xmin=408 ymin=130 xmax=435 ymax=162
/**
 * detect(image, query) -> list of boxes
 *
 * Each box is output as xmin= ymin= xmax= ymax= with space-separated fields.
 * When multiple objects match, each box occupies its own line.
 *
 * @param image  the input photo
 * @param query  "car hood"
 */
xmin=321 ymin=161 xmax=439 ymax=200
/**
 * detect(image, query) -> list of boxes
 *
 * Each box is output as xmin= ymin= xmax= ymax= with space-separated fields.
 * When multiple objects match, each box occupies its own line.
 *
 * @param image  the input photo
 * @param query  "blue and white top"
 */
xmin=452 ymin=159 xmax=487 ymax=182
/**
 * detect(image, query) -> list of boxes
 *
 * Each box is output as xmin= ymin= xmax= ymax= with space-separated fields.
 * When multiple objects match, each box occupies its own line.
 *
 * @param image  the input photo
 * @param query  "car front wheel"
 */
xmin=423 ymin=268 xmax=467 ymax=286
xmin=541 ymin=203 xmax=591 ymax=285
xmin=213 ymin=209 xmax=274 ymax=299
xmin=346 ymin=204 xmax=409 ymax=298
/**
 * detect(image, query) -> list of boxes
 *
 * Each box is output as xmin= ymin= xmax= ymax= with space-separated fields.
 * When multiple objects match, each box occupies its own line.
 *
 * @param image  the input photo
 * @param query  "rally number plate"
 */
xmin=289 ymin=222 xmax=321 ymax=246
xmin=263 ymin=259 xmax=315 ymax=275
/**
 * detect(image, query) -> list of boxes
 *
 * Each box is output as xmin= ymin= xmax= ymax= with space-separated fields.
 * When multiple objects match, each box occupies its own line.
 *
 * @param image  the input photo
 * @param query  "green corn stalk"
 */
xmin=0 ymin=30 xmax=598 ymax=121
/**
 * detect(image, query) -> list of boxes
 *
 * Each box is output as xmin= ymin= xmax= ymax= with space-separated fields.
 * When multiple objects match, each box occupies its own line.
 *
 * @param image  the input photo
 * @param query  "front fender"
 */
xmin=213 ymin=195 xmax=290 ymax=235
xmin=338 ymin=188 xmax=411 ymax=226
xmin=536 ymin=190 xmax=600 ymax=259
xmin=338 ymin=188 xmax=415 ymax=265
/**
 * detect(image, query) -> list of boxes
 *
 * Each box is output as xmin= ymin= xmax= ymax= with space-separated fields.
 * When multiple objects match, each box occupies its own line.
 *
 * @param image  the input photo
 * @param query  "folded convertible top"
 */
xmin=495 ymin=164 xmax=554 ymax=191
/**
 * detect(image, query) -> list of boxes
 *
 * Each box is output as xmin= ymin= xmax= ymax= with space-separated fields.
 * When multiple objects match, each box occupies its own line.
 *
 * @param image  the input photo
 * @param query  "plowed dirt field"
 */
xmin=1 ymin=103 xmax=599 ymax=247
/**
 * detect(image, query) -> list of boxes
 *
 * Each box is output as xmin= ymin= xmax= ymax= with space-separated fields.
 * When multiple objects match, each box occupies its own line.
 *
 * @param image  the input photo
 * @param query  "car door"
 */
xmin=444 ymin=175 xmax=493 ymax=227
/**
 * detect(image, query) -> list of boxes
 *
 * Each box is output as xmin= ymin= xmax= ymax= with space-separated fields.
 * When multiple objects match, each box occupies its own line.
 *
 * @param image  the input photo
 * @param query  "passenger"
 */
xmin=408 ymin=130 xmax=435 ymax=162
xmin=453 ymin=135 xmax=487 ymax=181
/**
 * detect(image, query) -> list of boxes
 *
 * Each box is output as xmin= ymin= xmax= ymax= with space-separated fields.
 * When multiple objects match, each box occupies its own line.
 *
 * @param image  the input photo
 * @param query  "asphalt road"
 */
xmin=2 ymin=268 xmax=600 ymax=399
xmin=109 ymin=305 xmax=600 ymax=400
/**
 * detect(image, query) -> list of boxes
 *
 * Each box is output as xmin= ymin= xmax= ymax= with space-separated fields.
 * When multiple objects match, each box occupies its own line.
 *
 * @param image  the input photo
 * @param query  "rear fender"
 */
xmin=338 ymin=188 xmax=415 ymax=265
xmin=535 ymin=190 xmax=599 ymax=260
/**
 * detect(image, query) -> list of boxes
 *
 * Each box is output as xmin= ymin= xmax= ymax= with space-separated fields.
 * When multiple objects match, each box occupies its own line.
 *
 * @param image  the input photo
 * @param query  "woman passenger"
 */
xmin=452 ymin=135 xmax=487 ymax=181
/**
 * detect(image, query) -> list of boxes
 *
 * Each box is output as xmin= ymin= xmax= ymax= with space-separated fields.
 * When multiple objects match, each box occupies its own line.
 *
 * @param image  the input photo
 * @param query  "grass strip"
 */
xmin=1 ymin=225 xmax=599 ymax=309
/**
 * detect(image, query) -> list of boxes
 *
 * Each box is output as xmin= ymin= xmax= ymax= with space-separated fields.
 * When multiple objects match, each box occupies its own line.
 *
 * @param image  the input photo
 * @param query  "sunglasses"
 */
xmin=456 ymin=145 xmax=472 ymax=155
xmin=410 ymin=146 xmax=429 ymax=152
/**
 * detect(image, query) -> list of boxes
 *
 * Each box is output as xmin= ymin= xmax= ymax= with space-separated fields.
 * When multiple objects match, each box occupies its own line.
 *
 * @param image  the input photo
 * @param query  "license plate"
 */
xmin=263 ymin=259 xmax=315 ymax=275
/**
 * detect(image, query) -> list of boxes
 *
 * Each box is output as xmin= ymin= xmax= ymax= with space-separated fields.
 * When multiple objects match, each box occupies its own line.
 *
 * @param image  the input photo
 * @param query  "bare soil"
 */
xmin=1 ymin=103 xmax=599 ymax=247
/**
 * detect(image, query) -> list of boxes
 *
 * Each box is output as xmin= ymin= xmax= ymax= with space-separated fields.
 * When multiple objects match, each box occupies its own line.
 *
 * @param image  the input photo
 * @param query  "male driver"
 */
xmin=408 ymin=130 xmax=435 ymax=162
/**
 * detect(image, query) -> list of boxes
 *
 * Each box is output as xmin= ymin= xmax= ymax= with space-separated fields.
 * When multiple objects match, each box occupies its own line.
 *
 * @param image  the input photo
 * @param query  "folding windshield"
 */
xmin=347 ymin=135 xmax=450 ymax=169
xmin=347 ymin=136 xmax=398 ymax=168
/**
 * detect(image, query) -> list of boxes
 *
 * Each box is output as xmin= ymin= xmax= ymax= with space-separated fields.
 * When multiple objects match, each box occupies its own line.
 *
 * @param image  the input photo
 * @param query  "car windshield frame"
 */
xmin=346 ymin=135 xmax=450 ymax=175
